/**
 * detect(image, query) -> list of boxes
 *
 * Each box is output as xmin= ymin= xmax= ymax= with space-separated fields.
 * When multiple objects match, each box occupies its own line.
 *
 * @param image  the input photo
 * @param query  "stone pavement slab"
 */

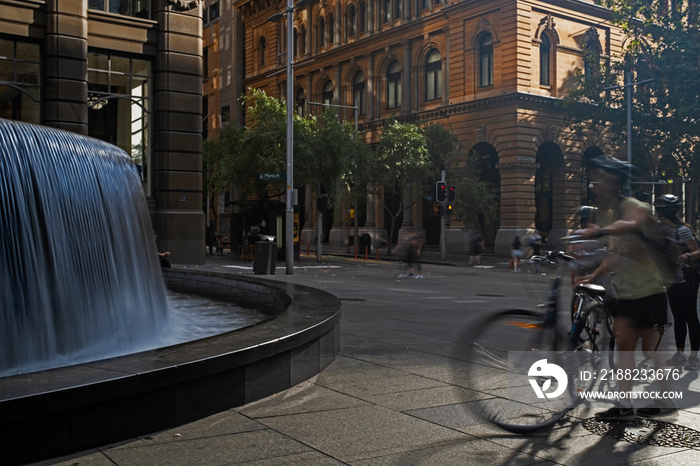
xmin=41 ymin=254 xmax=700 ymax=465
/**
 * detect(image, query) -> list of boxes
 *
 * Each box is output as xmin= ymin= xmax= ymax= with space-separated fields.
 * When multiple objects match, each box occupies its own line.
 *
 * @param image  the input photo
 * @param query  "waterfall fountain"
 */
xmin=0 ymin=119 xmax=341 ymax=465
xmin=0 ymin=118 xmax=168 ymax=377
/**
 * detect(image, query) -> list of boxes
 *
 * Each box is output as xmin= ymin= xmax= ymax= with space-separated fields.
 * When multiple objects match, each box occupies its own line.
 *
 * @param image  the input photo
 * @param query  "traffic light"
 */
xmin=437 ymin=205 xmax=444 ymax=215
xmin=448 ymin=186 xmax=455 ymax=201
xmin=446 ymin=204 xmax=452 ymax=215
xmin=436 ymin=181 xmax=447 ymax=202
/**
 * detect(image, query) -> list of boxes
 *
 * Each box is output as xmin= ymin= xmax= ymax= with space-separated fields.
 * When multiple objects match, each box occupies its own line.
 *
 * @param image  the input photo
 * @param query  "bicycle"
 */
xmin=463 ymin=249 xmax=606 ymax=433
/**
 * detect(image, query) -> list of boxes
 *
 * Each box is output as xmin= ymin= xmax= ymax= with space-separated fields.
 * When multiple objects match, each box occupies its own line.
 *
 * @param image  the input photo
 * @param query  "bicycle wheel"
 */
xmin=464 ymin=309 xmax=595 ymax=433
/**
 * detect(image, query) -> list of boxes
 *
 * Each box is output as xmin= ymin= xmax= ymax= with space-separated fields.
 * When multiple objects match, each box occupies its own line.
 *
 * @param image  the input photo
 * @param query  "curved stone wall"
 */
xmin=0 ymin=270 xmax=341 ymax=465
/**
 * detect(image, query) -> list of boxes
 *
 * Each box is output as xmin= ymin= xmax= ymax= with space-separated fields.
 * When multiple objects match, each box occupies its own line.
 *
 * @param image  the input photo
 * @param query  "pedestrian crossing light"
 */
xmin=436 ymin=181 xmax=447 ymax=202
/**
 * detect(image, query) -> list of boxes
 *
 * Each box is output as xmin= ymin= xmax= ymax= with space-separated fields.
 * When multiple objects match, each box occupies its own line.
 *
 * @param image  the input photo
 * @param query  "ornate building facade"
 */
xmin=1 ymin=0 xmax=205 ymax=263
xmin=232 ymin=0 xmax=625 ymax=255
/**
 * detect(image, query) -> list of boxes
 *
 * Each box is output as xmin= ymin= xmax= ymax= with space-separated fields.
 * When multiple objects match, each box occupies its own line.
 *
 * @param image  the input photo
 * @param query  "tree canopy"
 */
xmin=565 ymin=1 xmax=700 ymax=181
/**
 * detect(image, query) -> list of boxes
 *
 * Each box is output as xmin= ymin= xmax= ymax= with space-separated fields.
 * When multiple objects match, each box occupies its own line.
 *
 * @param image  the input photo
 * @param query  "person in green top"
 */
xmin=576 ymin=155 xmax=672 ymax=420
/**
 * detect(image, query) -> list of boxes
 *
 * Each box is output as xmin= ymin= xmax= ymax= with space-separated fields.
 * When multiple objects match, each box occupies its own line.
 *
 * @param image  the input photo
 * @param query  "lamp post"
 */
xmin=267 ymin=0 xmax=316 ymax=274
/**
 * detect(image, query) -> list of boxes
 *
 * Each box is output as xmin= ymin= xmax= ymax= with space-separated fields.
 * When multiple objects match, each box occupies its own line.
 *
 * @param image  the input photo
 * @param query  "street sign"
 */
xmin=259 ymin=172 xmax=285 ymax=181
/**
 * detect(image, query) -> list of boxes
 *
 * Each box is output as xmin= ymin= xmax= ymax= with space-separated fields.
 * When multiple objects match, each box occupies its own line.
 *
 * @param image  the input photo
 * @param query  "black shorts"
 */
xmin=609 ymin=293 xmax=667 ymax=329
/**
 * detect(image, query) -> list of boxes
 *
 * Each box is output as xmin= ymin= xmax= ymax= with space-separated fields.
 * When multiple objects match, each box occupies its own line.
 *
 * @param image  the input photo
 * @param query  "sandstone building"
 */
xmin=225 ymin=0 xmax=624 ymax=255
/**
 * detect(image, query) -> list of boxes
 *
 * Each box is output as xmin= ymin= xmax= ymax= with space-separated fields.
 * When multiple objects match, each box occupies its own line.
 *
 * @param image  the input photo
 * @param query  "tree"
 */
xmin=563 ymin=1 xmax=700 ymax=225
xmin=374 ymin=120 xmax=430 ymax=253
xmin=423 ymin=123 xmax=497 ymax=231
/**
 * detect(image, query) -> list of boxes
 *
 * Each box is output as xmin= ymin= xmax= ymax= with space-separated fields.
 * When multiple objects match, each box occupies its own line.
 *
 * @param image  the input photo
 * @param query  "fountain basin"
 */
xmin=0 ymin=269 xmax=341 ymax=465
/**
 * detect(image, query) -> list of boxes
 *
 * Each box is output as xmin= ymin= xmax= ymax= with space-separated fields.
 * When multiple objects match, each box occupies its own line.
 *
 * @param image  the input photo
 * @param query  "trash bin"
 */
xmin=253 ymin=237 xmax=277 ymax=274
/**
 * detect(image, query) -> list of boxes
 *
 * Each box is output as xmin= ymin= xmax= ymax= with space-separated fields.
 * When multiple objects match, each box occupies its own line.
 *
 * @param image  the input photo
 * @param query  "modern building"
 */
xmin=230 ymin=0 xmax=629 ymax=255
xmin=1 ymin=0 xmax=204 ymax=264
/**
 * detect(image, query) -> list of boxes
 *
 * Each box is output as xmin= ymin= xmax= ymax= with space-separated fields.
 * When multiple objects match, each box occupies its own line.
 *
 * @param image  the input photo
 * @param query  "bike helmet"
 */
xmin=578 ymin=206 xmax=597 ymax=228
xmin=588 ymin=155 xmax=634 ymax=185
xmin=654 ymin=194 xmax=681 ymax=216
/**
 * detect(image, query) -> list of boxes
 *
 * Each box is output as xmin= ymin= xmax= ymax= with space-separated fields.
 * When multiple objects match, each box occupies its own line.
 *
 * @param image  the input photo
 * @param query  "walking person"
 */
xmin=511 ymin=235 xmax=522 ymax=272
xmin=469 ymin=232 xmax=485 ymax=266
xmin=396 ymin=230 xmax=424 ymax=278
xmin=655 ymin=194 xmax=700 ymax=371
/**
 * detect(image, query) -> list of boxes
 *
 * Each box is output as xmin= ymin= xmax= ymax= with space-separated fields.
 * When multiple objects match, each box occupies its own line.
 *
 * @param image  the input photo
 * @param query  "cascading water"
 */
xmin=0 ymin=118 xmax=169 ymax=377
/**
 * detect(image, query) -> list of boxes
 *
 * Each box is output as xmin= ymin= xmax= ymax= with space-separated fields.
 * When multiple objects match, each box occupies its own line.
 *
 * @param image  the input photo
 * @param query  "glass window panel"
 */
xmin=111 ymin=73 xmax=129 ymax=94
xmin=0 ymin=60 xmax=14 ymax=82
xmin=16 ymin=62 xmax=39 ymax=85
xmin=111 ymin=55 xmax=130 ymax=75
xmin=88 ymin=0 xmax=105 ymax=11
xmin=0 ymin=39 xmax=13 ymax=58
xmin=88 ymin=69 xmax=110 ymax=87
xmin=17 ymin=42 xmax=39 ymax=62
xmin=131 ymin=58 xmax=150 ymax=77
xmin=88 ymin=52 xmax=110 ymax=71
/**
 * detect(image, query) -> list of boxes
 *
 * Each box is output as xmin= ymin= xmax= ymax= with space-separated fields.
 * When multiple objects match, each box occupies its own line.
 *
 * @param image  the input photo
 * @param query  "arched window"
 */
xmin=540 ymin=34 xmax=551 ymax=86
xmin=358 ymin=1 xmax=366 ymax=32
xmin=299 ymin=26 xmax=306 ymax=56
xmin=328 ymin=14 xmax=335 ymax=44
xmin=258 ymin=37 xmax=266 ymax=67
xmin=296 ymin=88 xmax=306 ymax=116
xmin=353 ymin=72 xmax=366 ymax=115
xmin=426 ymin=49 xmax=442 ymax=101
xmin=318 ymin=17 xmax=326 ymax=48
xmin=323 ymin=81 xmax=334 ymax=105
xmin=383 ymin=0 xmax=391 ymax=23
xmin=348 ymin=4 xmax=357 ymax=36
xmin=479 ymin=33 xmax=493 ymax=87
xmin=387 ymin=61 xmax=401 ymax=109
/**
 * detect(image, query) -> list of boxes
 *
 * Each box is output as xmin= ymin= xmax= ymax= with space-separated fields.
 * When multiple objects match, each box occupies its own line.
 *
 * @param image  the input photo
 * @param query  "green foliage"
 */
xmin=423 ymin=122 xmax=459 ymax=173
xmin=375 ymin=119 xmax=430 ymax=186
xmin=565 ymin=0 xmax=700 ymax=180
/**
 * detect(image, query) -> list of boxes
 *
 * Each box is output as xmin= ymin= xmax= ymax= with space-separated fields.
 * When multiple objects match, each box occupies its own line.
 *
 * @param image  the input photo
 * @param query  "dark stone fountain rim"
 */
xmin=0 ymin=269 xmax=341 ymax=464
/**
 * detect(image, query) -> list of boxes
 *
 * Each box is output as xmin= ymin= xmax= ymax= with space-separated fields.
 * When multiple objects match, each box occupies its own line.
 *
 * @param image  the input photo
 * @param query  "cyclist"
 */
xmin=575 ymin=155 xmax=672 ymax=420
xmin=655 ymin=194 xmax=700 ymax=371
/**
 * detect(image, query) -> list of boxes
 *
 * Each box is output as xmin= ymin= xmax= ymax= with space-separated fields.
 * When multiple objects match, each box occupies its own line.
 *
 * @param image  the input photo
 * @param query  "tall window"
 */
xmin=210 ymin=1 xmax=220 ymax=21
xmin=328 ymin=14 xmax=335 ymax=44
xmin=258 ymin=37 xmax=267 ymax=67
xmin=540 ymin=34 xmax=551 ymax=86
xmin=387 ymin=61 xmax=401 ymax=109
xmin=296 ymin=89 xmax=306 ymax=116
xmin=426 ymin=49 xmax=442 ymax=101
xmin=88 ymin=0 xmax=150 ymax=18
xmin=0 ymin=38 xmax=40 ymax=123
xmin=348 ymin=5 xmax=357 ymax=36
xmin=383 ymin=0 xmax=391 ymax=23
xmin=299 ymin=26 xmax=306 ymax=56
xmin=395 ymin=0 xmax=403 ymax=19
xmin=318 ymin=18 xmax=326 ymax=48
xmin=87 ymin=51 xmax=152 ymax=191
xmin=479 ymin=33 xmax=493 ymax=87
xmin=418 ymin=0 xmax=429 ymax=10
xmin=358 ymin=1 xmax=366 ymax=32
xmin=353 ymin=72 xmax=366 ymax=115
xmin=323 ymin=81 xmax=334 ymax=105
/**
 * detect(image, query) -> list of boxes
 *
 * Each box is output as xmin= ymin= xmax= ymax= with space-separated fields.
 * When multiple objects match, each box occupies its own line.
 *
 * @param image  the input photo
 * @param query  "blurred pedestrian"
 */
xmin=154 ymin=231 xmax=171 ymax=268
xmin=469 ymin=232 xmax=485 ymax=266
xmin=511 ymin=235 xmax=522 ymax=272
